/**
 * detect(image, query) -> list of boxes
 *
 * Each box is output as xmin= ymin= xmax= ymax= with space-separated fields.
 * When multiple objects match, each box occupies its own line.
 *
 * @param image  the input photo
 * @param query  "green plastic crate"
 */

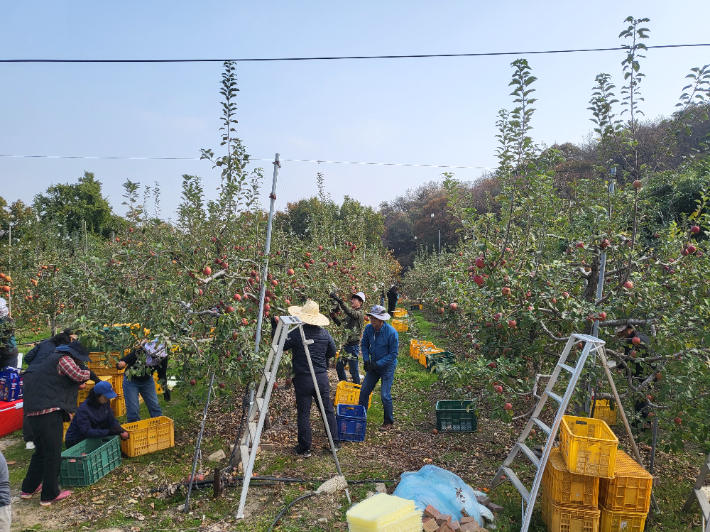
xmin=60 ymin=436 xmax=122 ymax=486
xmin=436 ymin=400 xmax=477 ymax=432
xmin=426 ymin=351 xmax=455 ymax=371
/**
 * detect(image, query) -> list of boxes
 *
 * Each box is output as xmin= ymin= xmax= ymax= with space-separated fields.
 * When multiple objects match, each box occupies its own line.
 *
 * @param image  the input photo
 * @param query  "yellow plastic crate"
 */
xmin=334 ymin=381 xmax=371 ymax=409
xmin=419 ymin=347 xmax=444 ymax=367
xmin=63 ymin=421 xmax=70 ymax=440
xmin=410 ymin=340 xmax=434 ymax=360
xmin=560 ymin=415 xmax=618 ymax=478
xmin=592 ymin=399 xmax=618 ymax=426
xmin=541 ymin=489 xmax=601 ymax=532
xmin=111 ymin=395 xmax=126 ymax=417
xmin=599 ymin=504 xmax=647 ymax=532
xmin=120 ymin=416 xmax=175 ymax=457
xmin=392 ymin=309 xmax=408 ymax=318
xmin=599 ymin=450 xmax=653 ymax=513
xmin=153 ymin=373 xmax=164 ymax=394
xmin=76 ymin=376 xmax=113 ymax=405
xmin=391 ymin=319 xmax=408 ymax=332
xmin=543 ymin=447 xmax=599 ymax=507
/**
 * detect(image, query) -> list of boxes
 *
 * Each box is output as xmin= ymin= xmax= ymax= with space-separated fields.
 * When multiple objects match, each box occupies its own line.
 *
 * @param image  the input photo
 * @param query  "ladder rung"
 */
xmin=695 ymin=489 xmax=710 ymax=518
xmin=247 ymin=422 xmax=257 ymax=439
xmin=255 ymin=398 xmax=264 ymax=412
xmin=502 ymin=467 xmax=530 ymax=503
xmin=532 ymin=417 xmax=552 ymax=436
xmin=546 ymin=391 xmax=563 ymax=404
xmin=558 ymin=362 xmax=575 ymax=373
xmin=263 ymin=371 xmax=271 ymax=382
xmin=517 ymin=443 xmax=540 ymax=469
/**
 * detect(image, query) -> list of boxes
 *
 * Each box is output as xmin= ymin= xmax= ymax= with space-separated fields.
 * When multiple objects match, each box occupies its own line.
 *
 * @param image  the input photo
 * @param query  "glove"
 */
xmin=363 ymin=361 xmax=371 ymax=372
xmin=108 ymin=426 xmax=124 ymax=436
xmin=164 ymin=388 xmax=171 ymax=402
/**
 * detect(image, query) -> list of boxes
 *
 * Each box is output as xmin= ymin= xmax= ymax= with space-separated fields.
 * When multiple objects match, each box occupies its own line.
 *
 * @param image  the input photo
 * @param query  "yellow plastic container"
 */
xmin=541 ymin=489 xmax=601 ymax=532
xmin=63 ymin=421 xmax=70 ymax=440
xmin=592 ymin=399 xmax=618 ymax=426
xmin=560 ymin=415 xmax=618 ymax=478
xmin=391 ymin=319 xmax=408 ymax=332
xmin=87 ymin=352 xmax=126 ymax=377
xmin=334 ymin=381 xmax=371 ymax=408
xmin=76 ymin=376 xmax=113 ymax=405
xmin=419 ymin=347 xmax=444 ymax=367
xmin=410 ymin=340 xmax=435 ymax=360
xmin=392 ymin=309 xmax=408 ymax=318
xmin=153 ymin=373 xmax=163 ymax=394
xmin=599 ymin=504 xmax=647 ymax=532
xmin=599 ymin=450 xmax=653 ymax=513
xmin=120 ymin=416 xmax=175 ymax=457
xmin=111 ymin=395 xmax=126 ymax=417
xmin=543 ymin=447 xmax=599 ymax=507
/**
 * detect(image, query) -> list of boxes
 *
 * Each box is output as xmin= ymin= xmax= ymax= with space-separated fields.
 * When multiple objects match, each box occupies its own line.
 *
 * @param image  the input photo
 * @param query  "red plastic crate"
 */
xmin=0 ymin=399 xmax=24 ymax=437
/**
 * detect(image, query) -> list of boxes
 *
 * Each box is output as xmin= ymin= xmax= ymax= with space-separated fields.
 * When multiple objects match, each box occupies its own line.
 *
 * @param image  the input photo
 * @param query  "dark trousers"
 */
xmin=22 ymin=410 xmax=64 ymax=501
xmin=387 ymin=299 xmax=397 ymax=314
xmin=23 ymin=413 xmax=34 ymax=442
xmin=336 ymin=344 xmax=361 ymax=385
xmin=293 ymin=372 xmax=339 ymax=450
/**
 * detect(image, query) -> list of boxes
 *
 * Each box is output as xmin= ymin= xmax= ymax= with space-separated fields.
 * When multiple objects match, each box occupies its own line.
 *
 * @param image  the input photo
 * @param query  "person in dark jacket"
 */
xmin=64 ymin=381 xmax=128 ymax=448
xmin=283 ymin=300 xmax=340 ymax=458
xmin=117 ymin=339 xmax=169 ymax=422
xmin=386 ymin=285 xmax=399 ymax=314
xmin=21 ymin=340 xmax=92 ymax=506
xmin=22 ymin=329 xmax=99 ymax=449
xmin=329 ymin=291 xmax=365 ymax=384
xmin=0 ymin=298 xmax=18 ymax=369
xmin=616 ymin=324 xmax=654 ymax=433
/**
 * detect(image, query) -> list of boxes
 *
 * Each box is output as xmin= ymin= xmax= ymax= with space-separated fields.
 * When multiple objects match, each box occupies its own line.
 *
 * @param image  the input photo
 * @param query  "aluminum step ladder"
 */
xmin=235 ymin=315 xmax=349 ymax=519
xmin=682 ymin=452 xmax=710 ymax=532
xmin=490 ymin=333 xmax=607 ymax=532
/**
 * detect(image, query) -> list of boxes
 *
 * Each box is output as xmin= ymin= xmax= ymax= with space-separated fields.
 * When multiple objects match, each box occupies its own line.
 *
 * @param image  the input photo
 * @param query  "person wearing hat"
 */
xmin=615 ymin=324 xmax=654 ymax=433
xmin=282 ymin=299 xmax=340 ymax=458
xmin=0 ymin=298 xmax=18 ymax=369
xmin=21 ymin=340 xmax=93 ymax=506
xmin=117 ymin=339 xmax=170 ymax=423
xmin=386 ymin=285 xmax=399 ymax=315
xmin=358 ymin=305 xmax=399 ymax=431
xmin=64 ymin=380 xmax=128 ymax=449
xmin=329 ymin=291 xmax=366 ymax=385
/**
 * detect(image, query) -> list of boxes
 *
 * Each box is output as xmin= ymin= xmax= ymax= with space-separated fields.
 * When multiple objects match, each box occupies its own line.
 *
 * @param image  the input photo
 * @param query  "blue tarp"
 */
xmin=392 ymin=465 xmax=492 ymax=526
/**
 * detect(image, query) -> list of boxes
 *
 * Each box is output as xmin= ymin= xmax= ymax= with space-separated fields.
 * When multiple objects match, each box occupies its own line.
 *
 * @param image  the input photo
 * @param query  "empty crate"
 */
xmin=543 ymin=447 xmax=599 ymax=507
xmin=436 ymin=400 xmax=477 ymax=432
xmin=560 ymin=415 xmax=618 ymax=478
xmin=120 ymin=416 xmax=175 ymax=457
xmin=60 ymin=436 xmax=122 ymax=486
xmin=336 ymin=404 xmax=367 ymax=442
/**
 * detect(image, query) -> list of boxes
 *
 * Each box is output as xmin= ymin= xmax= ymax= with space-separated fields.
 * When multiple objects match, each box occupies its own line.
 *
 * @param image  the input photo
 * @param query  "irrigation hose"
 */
xmin=267 ymin=492 xmax=316 ymax=532
xmin=156 ymin=476 xmax=394 ymax=491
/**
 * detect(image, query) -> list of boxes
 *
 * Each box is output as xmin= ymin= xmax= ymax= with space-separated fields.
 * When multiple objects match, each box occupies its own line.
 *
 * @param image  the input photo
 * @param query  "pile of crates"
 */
xmin=333 ymin=382 xmax=369 ymax=442
xmin=409 ymin=339 xmax=454 ymax=372
xmin=391 ymin=308 xmax=409 ymax=332
xmin=542 ymin=414 xmax=653 ymax=532
xmin=86 ymin=351 xmax=128 ymax=417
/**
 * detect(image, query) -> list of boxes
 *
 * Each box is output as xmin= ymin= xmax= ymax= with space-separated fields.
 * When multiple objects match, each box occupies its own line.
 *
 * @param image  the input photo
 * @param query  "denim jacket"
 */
xmin=360 ymin=322 xmax=399 ymax=371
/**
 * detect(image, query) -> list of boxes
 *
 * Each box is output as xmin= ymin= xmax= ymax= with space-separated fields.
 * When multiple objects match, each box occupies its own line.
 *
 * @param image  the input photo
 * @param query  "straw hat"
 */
xmin=288 ymin=299 xmax=330 ymax=326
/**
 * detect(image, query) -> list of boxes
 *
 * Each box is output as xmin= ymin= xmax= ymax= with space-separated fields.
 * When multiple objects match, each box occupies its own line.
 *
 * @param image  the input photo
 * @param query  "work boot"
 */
xmin=294 ymin=445 xmax=312 ymax=458
xmin=379 ymin=423 xmax=394 ymax=431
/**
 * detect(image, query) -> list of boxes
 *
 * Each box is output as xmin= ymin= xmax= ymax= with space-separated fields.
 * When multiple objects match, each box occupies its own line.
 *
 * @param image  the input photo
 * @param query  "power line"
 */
xmin=0 ymin=154 xmax=494 ymax=170
xmin=1 ymin=43 xmax=709 ymax=64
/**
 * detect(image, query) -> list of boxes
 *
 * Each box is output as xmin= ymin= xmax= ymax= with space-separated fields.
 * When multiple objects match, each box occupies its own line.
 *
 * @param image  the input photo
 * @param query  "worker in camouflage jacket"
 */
xmin=329 ymin=291 xmax=366 ymax=385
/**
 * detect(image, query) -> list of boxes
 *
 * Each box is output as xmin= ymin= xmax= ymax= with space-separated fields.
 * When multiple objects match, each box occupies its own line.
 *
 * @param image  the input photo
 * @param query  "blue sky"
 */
xmin=1 ymin=1 xmax=709 ymax=218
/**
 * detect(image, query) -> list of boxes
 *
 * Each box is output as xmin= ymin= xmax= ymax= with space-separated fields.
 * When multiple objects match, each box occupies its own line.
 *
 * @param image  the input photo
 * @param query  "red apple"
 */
xmin=225 ymin=306 xmax=235 ymax=313
xmin=488 ymin=362 xmax=497 ymax=369
xmin=449 ymin=303 xmax=458 ymax=311
xmin=631 ymin=337 xmax=641 ymax=345
xmin=241 ymin=318 xmax=249 ymax=326
xmin=473 ymin=275 xmax=484 ymax=286
xmin=687 ymin=245 xmax=697 ymax=254
xmin=318 ymin=245 xmax=323 ymax=251
xmin=475 ymin=257 xmax=485 ymax=269
xmin=508 ymin=320 xmax=517 ymax=329
xmin=501 ymin=287 xmax=511 ymax=296
xmin=287 ymin=268 xmax=295 ymax=276
xmin=600 ymin=239 xmax=610 ymax=249
xmin=232 ymin=331 xmax=238 ymax=340
xmin=271 ymin=279 xmax=278 ymax=286
xmin=674 ymin=417 xmax=682 ymax=425
xmin=233 ymin=293 xmax=242 ymax=301
xmin=190 ymin=379 xmax=197 ymax=386
xmin=504 ymin=403 xmax=513 ymax=411
xmin=632 ymin=180 xmax=642 ymax=189
xmin=219 ymin=383 xmax=226 ymax=389
xmin=203 ymin=266 xmax=212 ymax=276
xmin=576 ymin=242 xmax=585 ymax=249
xmin=623 ymin=281 xmax=634 ymax=290
xmin=494 ymin=385 xmax=503 ymax=393
xmin=656 ymin=372 xmax=662 ymax=381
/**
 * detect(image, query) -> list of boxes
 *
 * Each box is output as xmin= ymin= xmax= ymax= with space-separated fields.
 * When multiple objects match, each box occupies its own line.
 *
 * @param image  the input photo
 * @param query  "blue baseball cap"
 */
xmin=93 ymin=380 xmax=118 ymax=399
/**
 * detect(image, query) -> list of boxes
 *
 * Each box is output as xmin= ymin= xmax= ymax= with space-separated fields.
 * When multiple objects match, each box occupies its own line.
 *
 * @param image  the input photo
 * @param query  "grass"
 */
xmin=4 ymin=311 xmax=709 ymax=531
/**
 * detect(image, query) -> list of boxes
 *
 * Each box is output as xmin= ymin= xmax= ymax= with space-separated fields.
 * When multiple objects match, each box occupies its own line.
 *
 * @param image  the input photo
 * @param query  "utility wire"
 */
xmin=0 ymin=154 xmax=494 ymax=170
xmin=1 ymin=43 xmax=709 ymax=64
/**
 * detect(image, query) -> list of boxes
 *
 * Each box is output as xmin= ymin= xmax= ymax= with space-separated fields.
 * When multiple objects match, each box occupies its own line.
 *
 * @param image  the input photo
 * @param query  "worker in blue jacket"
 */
xmin=64 ymin=380 xmax=128 ymax=449
xmin=358 ymin=305 xmax=399 ymax=431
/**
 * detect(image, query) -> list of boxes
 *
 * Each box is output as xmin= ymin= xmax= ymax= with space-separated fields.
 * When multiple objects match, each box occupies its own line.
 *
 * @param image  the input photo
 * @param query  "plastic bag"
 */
xmin=392 ymin=464 xmax=493 ymax=525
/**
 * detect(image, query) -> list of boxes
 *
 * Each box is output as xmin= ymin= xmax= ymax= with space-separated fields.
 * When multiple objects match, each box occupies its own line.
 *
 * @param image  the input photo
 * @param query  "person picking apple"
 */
xmin=615 ymin=324 xmax=655 ymax=439
xmin=359 ymin=305 xmax=399 ymax=431
xmin=117 ymin=339 xmax=170 ymax=423
xmin=329 ymin=291 xmax=366 ymax=385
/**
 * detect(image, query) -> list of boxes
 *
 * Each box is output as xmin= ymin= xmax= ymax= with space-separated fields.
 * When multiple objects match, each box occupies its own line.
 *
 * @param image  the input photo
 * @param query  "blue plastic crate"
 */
xmin=337 ymin=404 xmax=367 ymax=418
xmin=336 ymin=403 xmax=367 ymax=442
xmin=337 ymin=416 xmax=367 ymax=442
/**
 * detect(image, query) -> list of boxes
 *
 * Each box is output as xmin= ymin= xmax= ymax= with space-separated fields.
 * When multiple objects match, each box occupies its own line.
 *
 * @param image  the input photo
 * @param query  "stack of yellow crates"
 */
xmin=86 ymin=352 xmax=127 ymax=417
xmin=542 ymin=415 xmax=652 ymax=532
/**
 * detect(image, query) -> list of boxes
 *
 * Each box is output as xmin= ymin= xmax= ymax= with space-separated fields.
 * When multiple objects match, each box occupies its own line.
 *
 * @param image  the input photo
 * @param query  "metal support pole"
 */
xmin=184 ymin=369 xmax=216 ymax=512
xmin=297 ymin=326 xmax=351 ymax=504
xmin=254 ymin=153 xmax=280 ymax=357
xmin=7 ymin=224 xmax=11 ymax=316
